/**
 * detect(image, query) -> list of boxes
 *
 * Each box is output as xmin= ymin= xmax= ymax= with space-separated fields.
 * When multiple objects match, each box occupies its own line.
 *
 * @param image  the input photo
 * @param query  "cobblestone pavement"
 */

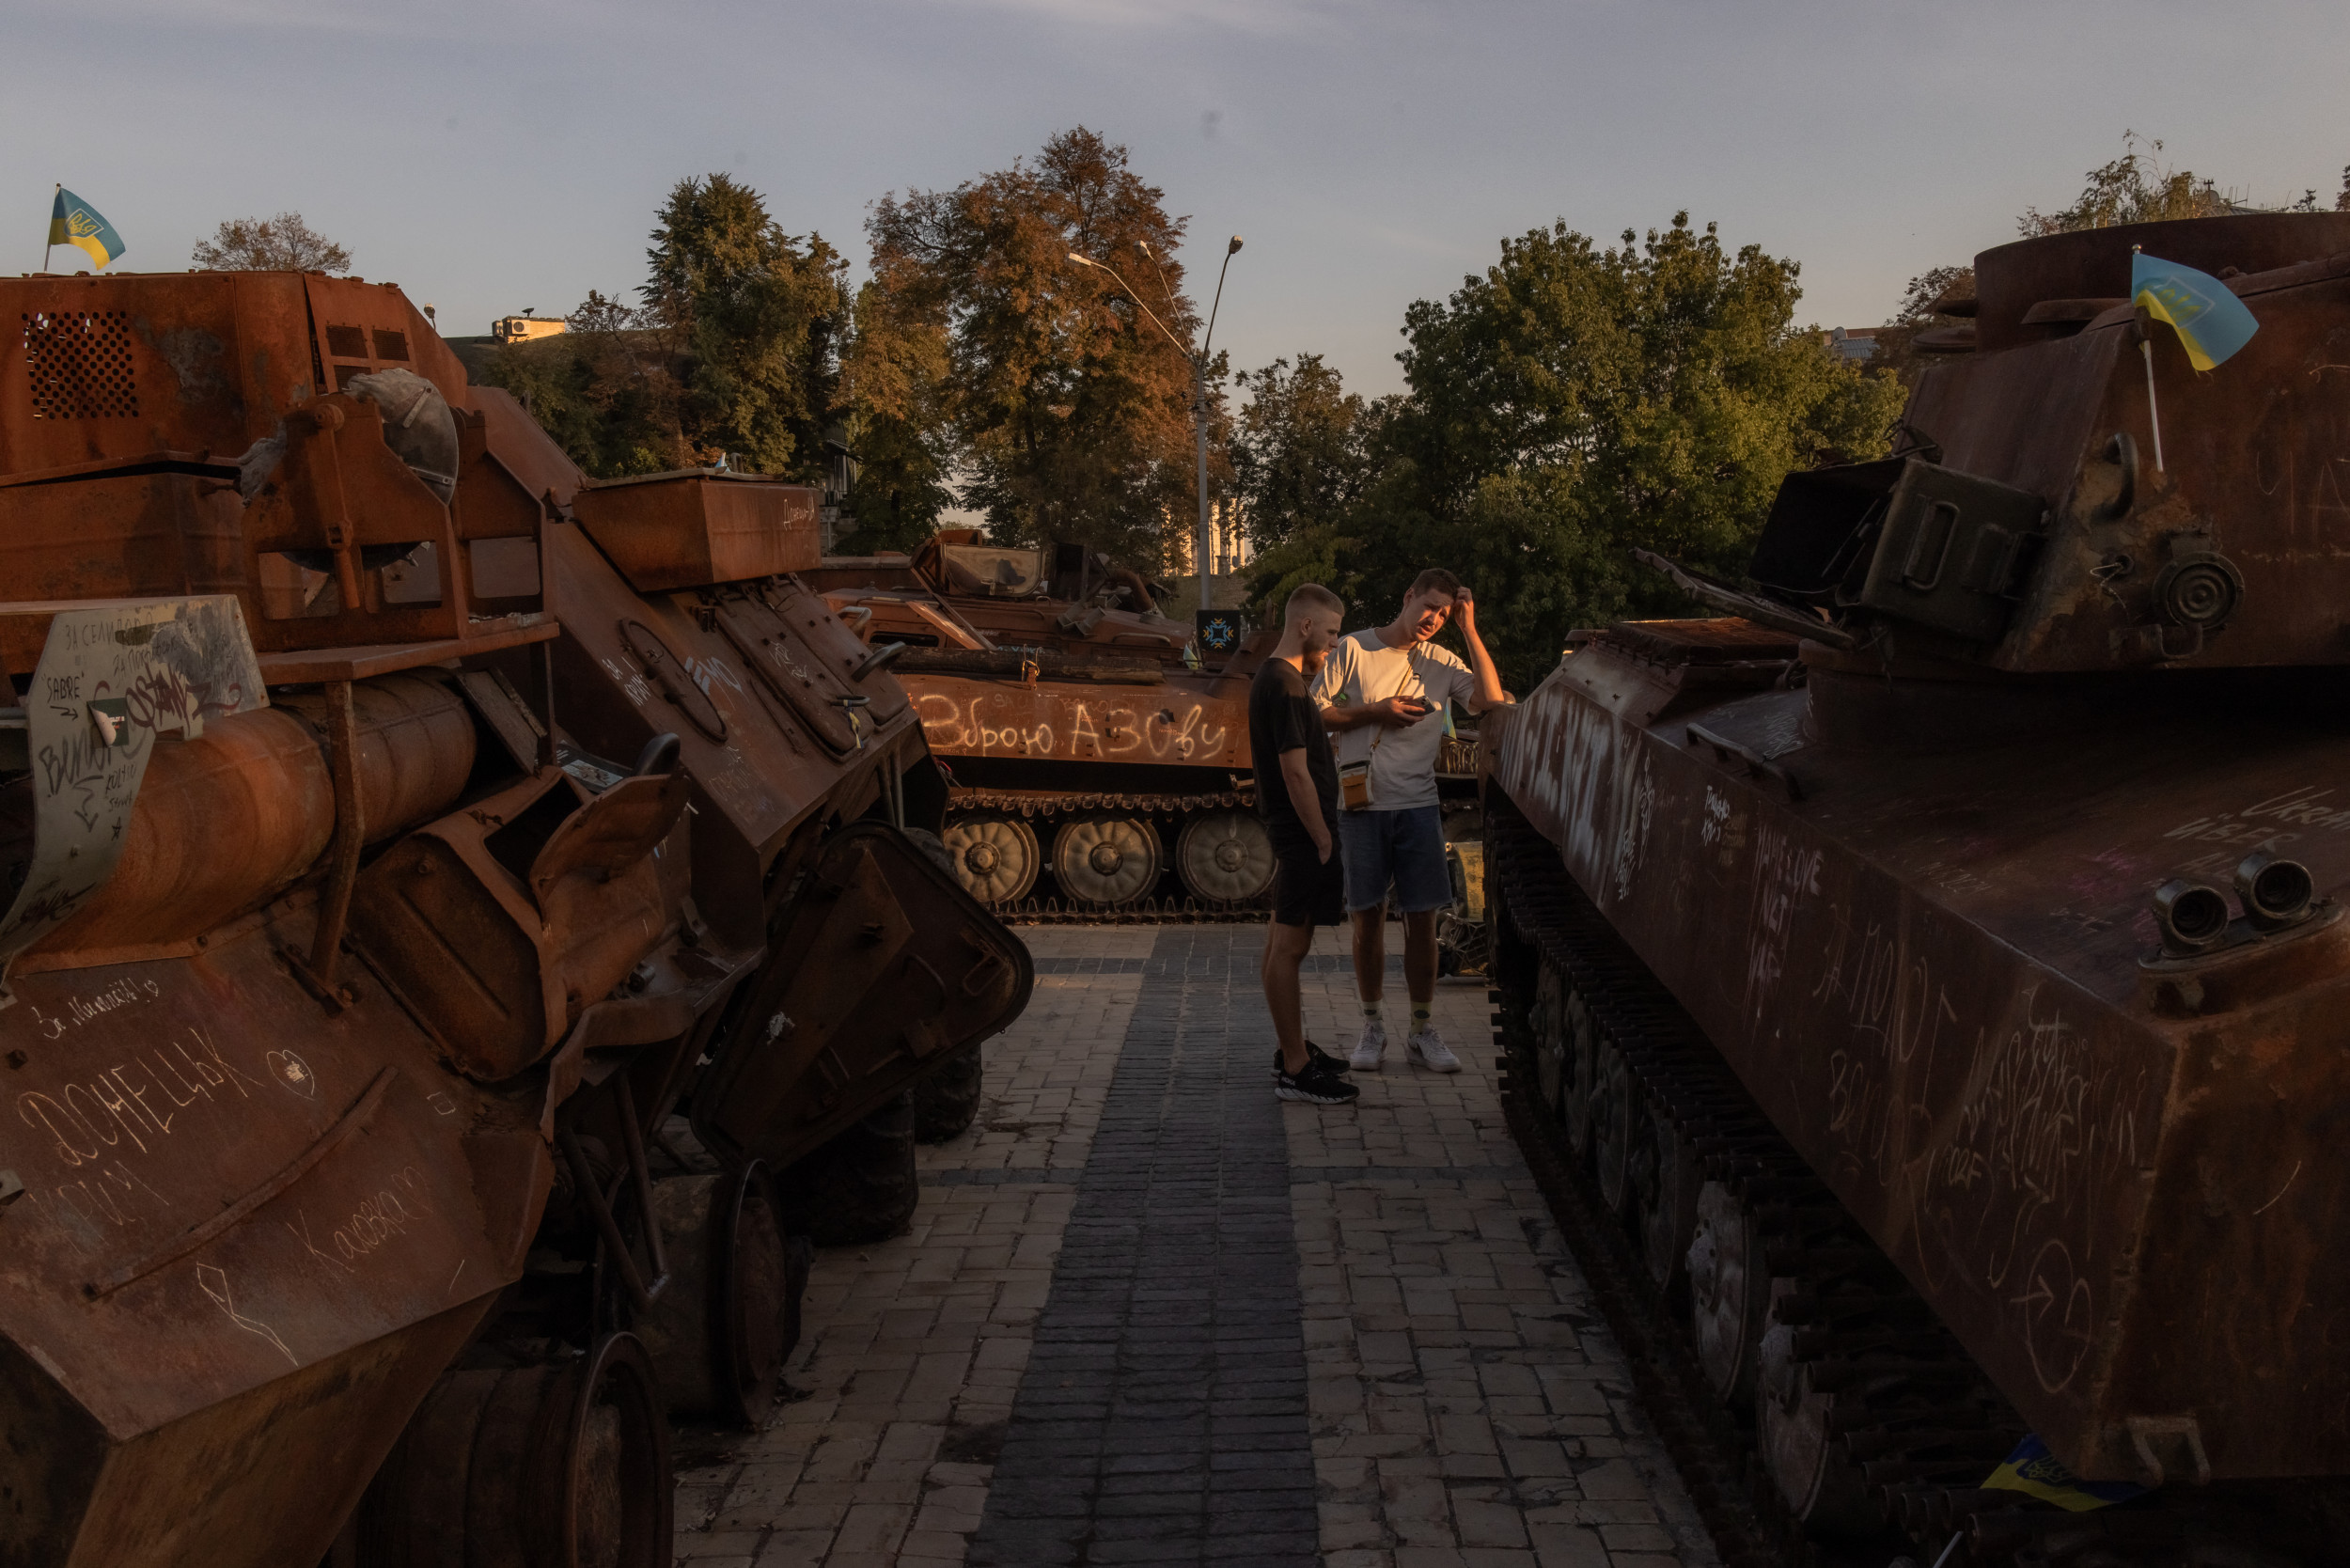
xmin=673 ymin=924 xmax=1717 ymax=1568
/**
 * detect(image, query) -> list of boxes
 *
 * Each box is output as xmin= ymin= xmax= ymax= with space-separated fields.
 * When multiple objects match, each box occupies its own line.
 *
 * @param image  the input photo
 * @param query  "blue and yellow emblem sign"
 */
xmin=48 ymin=187 xmax=126 ymax=271
xmin=1194 ymin=609 xmax=1246 ymax=663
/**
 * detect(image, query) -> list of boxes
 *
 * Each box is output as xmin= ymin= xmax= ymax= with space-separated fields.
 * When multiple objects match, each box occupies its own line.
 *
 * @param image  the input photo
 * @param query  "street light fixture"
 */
xmin=1069 ymin=234 xmax=1244 ymax=624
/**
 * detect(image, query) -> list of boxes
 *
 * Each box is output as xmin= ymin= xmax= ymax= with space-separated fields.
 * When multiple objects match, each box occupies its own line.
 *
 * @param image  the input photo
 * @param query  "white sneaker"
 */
xmin=1406 ymin=1027 xmax=1460 ymax=1073
xmin=1350 ymin=1018 xmax=1388 ymax=1071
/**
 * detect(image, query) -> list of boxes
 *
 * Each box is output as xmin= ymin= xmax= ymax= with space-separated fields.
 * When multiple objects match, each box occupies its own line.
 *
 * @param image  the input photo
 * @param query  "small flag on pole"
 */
xmin=1981 ymin=1434 xmax=2148 ymax=1513
xmin=47 ymin=187 xmax=127 ymax=271
xmin=2132 ymin=251 xmax=2259 ymax=373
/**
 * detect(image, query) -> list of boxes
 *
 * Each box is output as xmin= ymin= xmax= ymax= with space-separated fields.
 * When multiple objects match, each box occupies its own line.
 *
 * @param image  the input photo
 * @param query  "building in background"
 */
xmin=492 ymin=311 xmax=568 ymax=344
xmin=1825 ymin=326 xmax=1878 ymax=363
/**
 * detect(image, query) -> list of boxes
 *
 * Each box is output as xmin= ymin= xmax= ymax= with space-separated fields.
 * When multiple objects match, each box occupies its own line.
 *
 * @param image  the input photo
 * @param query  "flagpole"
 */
xmin=2131 ymin=245 xmax=2167 ymax=474
xmin=41 ymin=183 xmax=55 ymax=274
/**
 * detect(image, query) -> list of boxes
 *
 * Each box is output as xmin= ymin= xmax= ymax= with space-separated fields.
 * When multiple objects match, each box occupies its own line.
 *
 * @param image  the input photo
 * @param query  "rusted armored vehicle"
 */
xmin=1483 ymin=212 xmax=2350 ymax=1565
xmin=0 ymin=268 xmax=1028 ymax=1568
xmin=811 ymin=538 xmax=1270 ymax=913
xmin=807 ymin=531 xmax=1187 ymax=665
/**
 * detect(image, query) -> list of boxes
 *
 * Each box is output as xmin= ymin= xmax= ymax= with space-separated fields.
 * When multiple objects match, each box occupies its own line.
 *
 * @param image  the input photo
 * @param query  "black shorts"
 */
xmin=1270 ymin=829 xmax=1346 ymax=928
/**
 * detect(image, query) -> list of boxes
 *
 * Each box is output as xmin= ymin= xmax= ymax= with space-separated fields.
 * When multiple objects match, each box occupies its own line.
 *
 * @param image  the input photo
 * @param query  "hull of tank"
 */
xmin=1487 ymin=627 xmax=2350 ymax=1484
xmin=0 ymin=268 xmax=1035 ymax=1567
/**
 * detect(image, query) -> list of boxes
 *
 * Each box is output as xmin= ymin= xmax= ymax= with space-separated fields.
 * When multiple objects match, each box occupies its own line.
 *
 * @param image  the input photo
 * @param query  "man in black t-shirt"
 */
xmin=1249 ymin=584 xmax=1357 ymax=1105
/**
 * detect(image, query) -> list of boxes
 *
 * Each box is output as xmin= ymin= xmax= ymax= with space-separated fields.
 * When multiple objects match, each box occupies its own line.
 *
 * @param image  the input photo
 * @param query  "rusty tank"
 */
xmin=0 ymin=267 xmax=1029 ymax=1568
xmin=1481 ymin=211 xmax=2350 ymax=1565
xmin=808 ymin=536 xmax=1275 ymax=913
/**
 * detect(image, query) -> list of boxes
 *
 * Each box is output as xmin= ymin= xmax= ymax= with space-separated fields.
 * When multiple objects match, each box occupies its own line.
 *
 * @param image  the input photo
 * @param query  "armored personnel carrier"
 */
xmin=0 ymin=268 xmax=1028 ymax=1568
xmin=811 ymin=538 xmax=1270 ymax=913
xmin=1482 ymin=212 xmax=2350 ymax=1564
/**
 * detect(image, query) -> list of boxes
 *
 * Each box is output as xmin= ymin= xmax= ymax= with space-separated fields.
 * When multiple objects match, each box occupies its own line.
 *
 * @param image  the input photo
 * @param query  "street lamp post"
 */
xmin=1069 ymin=235 xmax=1244 ymax=621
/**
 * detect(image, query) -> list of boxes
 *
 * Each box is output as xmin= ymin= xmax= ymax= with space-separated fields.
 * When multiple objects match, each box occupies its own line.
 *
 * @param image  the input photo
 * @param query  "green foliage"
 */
xmin=1229 ymin=353 xmax=1377 ymax=555
xmin=479 ymin=176 xmax=847 ymax=482
xmin=645 ymin=174 xmax=849 ymax=477
xmin=1262 ymin=213 xmax=1902 ymax=689
xmin=2017 ymin=133 xmax=2240 ymax=236
xmin=191 ymin=212 xmax=351 ymax=273
xmin=832 ymin=274 xmax=957 ymax=553
xmin=481 ymin=290 xmax=688 ymax=478
xmin=849 ymin=128 xmax=1214 ymax=570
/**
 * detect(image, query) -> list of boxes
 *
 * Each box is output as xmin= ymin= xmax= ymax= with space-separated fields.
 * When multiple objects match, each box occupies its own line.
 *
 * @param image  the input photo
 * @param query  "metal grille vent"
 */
xmin=325 ymin=324 xmax=367 ymax=358
xmin=22 ymin=311 xmax=140 ymax=419
xmin=371 ymin=328 xmax=409 ymax=361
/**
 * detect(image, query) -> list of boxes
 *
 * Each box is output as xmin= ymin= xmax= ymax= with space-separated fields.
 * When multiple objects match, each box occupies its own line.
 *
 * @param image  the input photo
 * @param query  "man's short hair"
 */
xmin=1285 ymin=583 xmax=1343 ymax=620
xmin=1408 ymin=568 xmax=1461 ymax=601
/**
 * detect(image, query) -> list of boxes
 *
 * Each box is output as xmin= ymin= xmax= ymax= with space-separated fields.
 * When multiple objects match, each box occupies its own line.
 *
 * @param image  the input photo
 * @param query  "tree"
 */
xmin=832 ymin=275 xmax=957 ymax=554
xmin=191 ymin=212 xmax=352 ymax=273
xmin=480 ymin=176 xmax=847 ymax=481
xmin=483 ymin=290 xmax=691 ymax=477
xmin=2017 ymin=133 xmax=2240 ymax=236
xmin=643 ymin=174 xmax=850 ymax=476
xmin=1230 ymin=353 xmax=1375 ymax=554
xmin=1283 ymin=213 xmax=1902 ymax=689
xmin=847 ymin=128 xmax=1212 ymax=570
xmin=1868 ymin=262 xmax=1976 ymax=387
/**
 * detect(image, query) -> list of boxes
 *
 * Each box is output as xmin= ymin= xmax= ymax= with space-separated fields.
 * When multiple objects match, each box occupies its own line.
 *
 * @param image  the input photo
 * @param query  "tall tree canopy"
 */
xmin=843 ymin=128 xmax=1214 ymax=568
xmin=192 ymin=212 xmax=351 ymax=273
xmin=1229 ymin=353 xmax=1377 ymax=556
xmin=483 ymin=175 xmax=847 ymax=480
xmin=1247 ymin=214 xmax=1900 ymax=689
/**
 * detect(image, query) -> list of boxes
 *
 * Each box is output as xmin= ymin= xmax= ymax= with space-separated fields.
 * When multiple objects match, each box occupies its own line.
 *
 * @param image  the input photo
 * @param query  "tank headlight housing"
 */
xmin=2152 ymin=879 xmax=2231 ymax=954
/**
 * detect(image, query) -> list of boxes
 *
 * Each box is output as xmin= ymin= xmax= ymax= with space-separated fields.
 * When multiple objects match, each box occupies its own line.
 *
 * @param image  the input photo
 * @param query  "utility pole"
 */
xmin=1071 ymin=234 xmax=1245 ymax=619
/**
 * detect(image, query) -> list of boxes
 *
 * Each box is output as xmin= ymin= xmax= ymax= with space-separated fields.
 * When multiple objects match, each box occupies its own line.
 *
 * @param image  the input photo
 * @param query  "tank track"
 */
xmin=1000 ymin=893 xmax=1270 ymax=925
xmin=1482 ymin=792 xmax=2333 ymax=1568
xmin=947 ymin=785 xmax=1253 ymax=817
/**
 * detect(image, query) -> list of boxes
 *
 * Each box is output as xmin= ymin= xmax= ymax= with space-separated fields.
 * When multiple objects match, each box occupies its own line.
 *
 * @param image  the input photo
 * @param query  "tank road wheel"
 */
xmin=1052 ymin=815 xmax=1162 ymax=906
xmin=1590 ymin=1037 xmax=1637 ymax=1219
xmin=913 ymin=1043 xmax=985 ymax=1143
xmin=1530 ymin=962 xmax=1571 ymax=1121
xmin=1633 ymin=1113 xmax=1702 ymax=1297
xmin=1175 ymin=809 xmax=1276 ymax=903
xmin=1757 ymin=1290 xmax=1878 ymax=1534
xmin=359 ymin=1334 xmax=671 ymax=1568
xmin=941 ymin=812 xmax=1040 ymax=905
xmin=638 ymin=1164 xmax=796 ymax=1427
xmin=1686 ymin=1181 xmax=1773 ymax=1407
xmin=777 ymin=1091 xmax=919 ymax=1246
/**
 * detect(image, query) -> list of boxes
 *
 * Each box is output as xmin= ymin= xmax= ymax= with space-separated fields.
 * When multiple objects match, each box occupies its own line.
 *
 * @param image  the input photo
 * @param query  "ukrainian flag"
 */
xmin=2133 ymin=250 xmax=2258 ymax=373
xmin=1982 ymin=1435 xmax=2147 ymax=1513
xmin=48 ymin=187 xmax=126 ymax=271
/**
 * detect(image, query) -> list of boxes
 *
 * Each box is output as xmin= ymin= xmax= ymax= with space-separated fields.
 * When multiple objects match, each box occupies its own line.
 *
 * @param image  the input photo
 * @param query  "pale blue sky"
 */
xmin=7 ymin=0 xmax=2345 ymax=398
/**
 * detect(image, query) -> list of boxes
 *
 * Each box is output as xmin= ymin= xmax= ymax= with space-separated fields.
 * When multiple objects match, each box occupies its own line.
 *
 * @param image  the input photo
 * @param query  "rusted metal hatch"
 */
xmin=705 ymin=584 xmax=902 ymax=756
xmin=616 ymin=618 xmax=727 ymax=743
xmin=689 ymin=822 xmax=1032 ymax=1169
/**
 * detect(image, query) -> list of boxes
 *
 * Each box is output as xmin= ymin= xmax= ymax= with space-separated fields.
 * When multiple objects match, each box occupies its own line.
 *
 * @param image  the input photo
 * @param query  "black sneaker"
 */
xmin=1269 ymin=1040 xmax=1352 ymax=1081
xmin=1276 ymin=1056 xmax=1360 ymax=1105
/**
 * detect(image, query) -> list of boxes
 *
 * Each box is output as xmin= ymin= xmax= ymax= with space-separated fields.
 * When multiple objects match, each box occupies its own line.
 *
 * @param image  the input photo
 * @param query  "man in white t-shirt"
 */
xmin=1310 ymin=568 xmax=1506 ymax=1071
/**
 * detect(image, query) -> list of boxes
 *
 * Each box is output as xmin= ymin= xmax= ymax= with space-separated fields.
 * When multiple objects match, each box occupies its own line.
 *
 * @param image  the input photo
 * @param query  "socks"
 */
xmin=1411 ymin=1004 xmax=1432 ymax=1031
xmin=1362 ymin=1000 xmax=1383 ymax=1020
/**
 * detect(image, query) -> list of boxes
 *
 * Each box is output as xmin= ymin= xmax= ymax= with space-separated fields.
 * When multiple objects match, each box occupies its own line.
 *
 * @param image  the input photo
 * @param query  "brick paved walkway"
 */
xmin=673 ymin=925 xmax=1718 ymax=1568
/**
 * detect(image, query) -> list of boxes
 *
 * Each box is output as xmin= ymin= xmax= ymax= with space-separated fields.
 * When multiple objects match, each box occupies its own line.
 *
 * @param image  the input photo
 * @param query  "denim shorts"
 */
xmin=1336 ymin=805 xmax=1450 ymax=914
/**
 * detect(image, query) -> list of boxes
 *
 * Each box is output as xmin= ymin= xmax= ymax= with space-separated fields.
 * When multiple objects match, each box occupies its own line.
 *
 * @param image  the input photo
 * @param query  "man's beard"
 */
xmin=1301 ymin=645 xmax=1329 ymax=672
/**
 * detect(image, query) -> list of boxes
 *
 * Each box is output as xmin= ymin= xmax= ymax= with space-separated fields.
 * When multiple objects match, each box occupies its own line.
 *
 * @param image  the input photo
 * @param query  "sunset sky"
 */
xmin=8 ymin=0 xmax=2343 ymax=396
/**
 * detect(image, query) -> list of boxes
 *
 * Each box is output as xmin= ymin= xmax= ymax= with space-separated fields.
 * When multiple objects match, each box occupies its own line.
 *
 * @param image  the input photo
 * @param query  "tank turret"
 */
xmin=1675 ymin=212 xmax=2350 ymax=673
